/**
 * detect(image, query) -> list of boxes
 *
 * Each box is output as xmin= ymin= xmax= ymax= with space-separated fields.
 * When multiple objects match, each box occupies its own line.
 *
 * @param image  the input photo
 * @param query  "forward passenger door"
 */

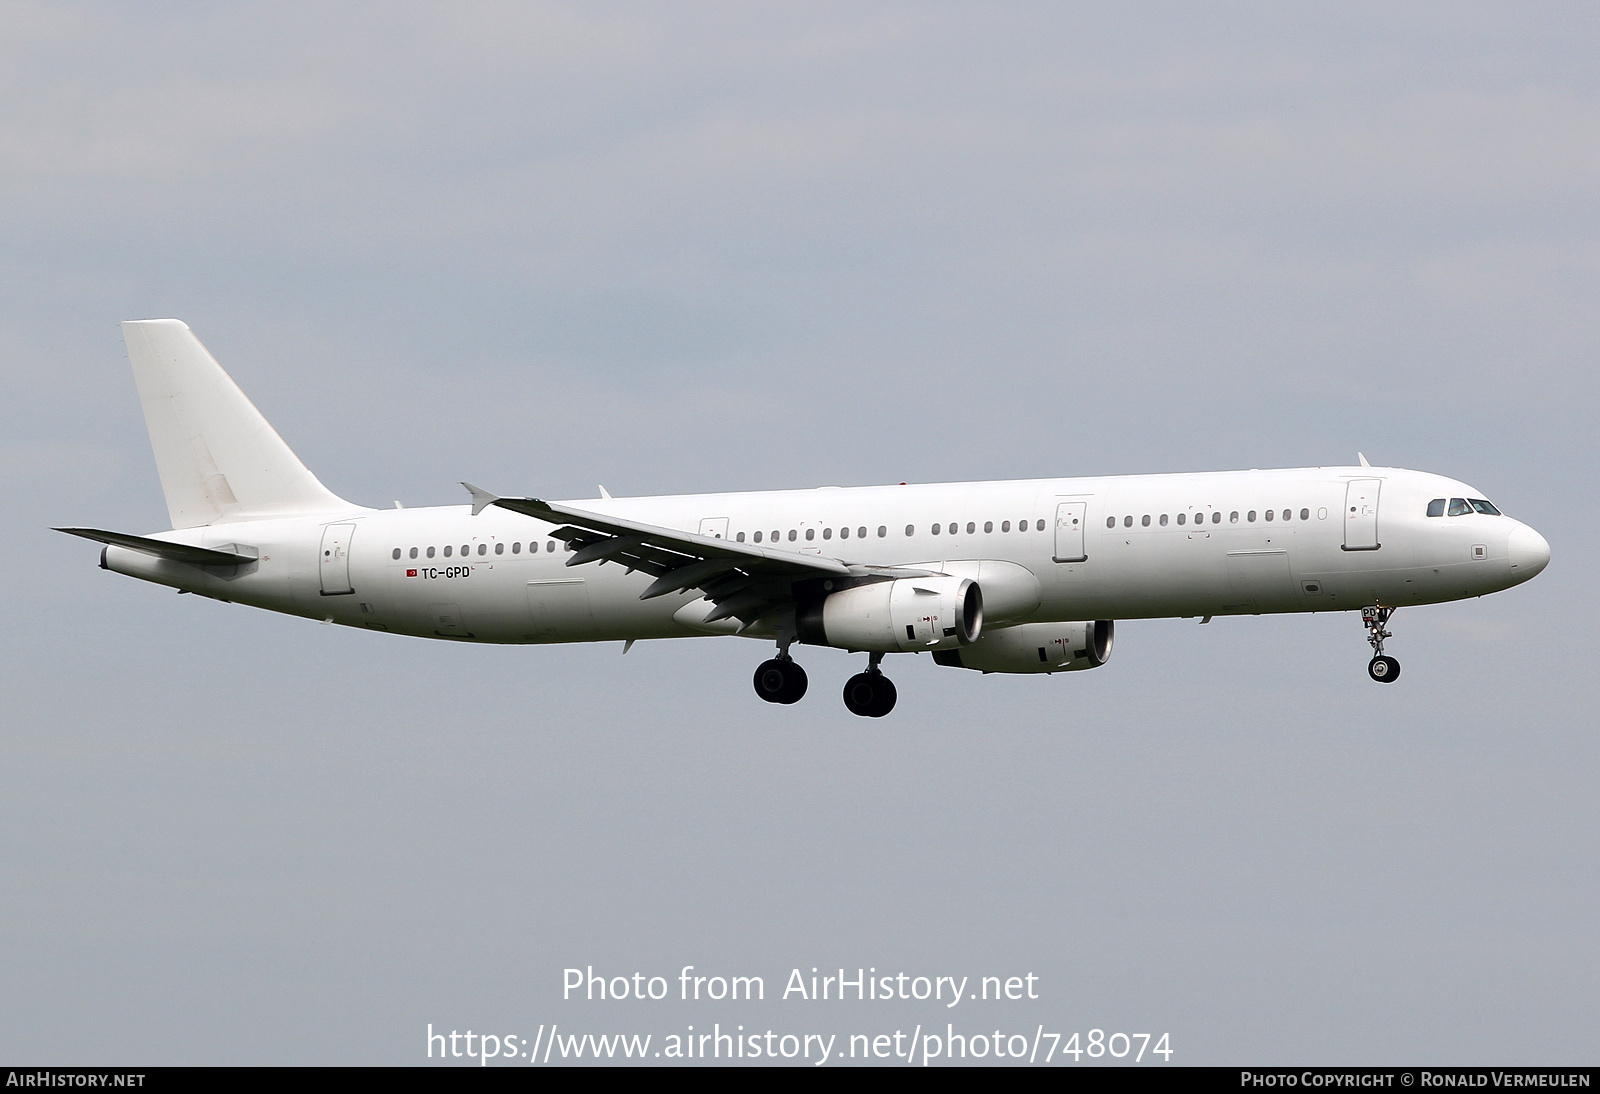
xmin=1343 ymin=480 xmax=1381 ymax=551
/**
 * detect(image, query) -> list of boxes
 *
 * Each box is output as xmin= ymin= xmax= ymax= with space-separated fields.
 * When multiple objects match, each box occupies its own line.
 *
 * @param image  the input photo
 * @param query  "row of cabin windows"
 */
xmin=391 ymin=541 xmax=566 ymax=560
xmin=392 ymin=515 xmax=1060 ymax=559
xmin=1427 ymin=497 xmax=1501 ymax=517
xmin=1108 ymin=508 xmax=1317 ymax=529
xmin=381 ymin=501 xmax=1504 ymax=562
xmin=736 ymin=519 xmax=1047 ymax=544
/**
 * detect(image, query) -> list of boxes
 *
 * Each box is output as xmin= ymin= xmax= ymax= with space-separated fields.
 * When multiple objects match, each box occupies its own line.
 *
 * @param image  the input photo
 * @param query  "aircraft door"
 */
xmin=698 ymin=517 xmax=730 ymax=540
xmin=1053 ymin=501 xmax=1087 ymax=563
xmin=1343 ymin=480 xmax=1381 ymax=551
xmin=319 ymin=523 xmax=355 ymax=595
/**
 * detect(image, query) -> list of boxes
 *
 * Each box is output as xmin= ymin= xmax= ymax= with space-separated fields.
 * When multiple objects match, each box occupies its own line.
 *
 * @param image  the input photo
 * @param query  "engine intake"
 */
xmin=797 ymin=576 xmax=982 ymax=653
xmin=932 ymin=619 xmax=1113 ymax=673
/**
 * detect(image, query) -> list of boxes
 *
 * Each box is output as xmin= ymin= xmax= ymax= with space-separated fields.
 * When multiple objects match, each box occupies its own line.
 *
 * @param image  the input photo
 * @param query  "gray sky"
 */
xmin=2 ymin=1 xmax=1595 ymax=1065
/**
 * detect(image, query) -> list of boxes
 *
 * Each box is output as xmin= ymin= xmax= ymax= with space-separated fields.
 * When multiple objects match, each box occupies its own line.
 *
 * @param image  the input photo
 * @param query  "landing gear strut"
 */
xmin=842 ymin=652 xmax=897 ymax=718
xmin=1363 ymin=606 xmax=1400 ymax=683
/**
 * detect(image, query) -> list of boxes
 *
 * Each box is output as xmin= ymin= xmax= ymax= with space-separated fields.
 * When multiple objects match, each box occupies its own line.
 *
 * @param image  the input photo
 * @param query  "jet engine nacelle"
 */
xmin=797 ymin=576 xmax=982 ymax=653
xmin=932 ymin=619 xmax=1114 ymax=673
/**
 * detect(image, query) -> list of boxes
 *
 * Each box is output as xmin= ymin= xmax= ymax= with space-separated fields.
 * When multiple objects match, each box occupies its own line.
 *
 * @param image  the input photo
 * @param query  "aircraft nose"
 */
xmin=1507 ymin=523 xmax=1551 ymax=582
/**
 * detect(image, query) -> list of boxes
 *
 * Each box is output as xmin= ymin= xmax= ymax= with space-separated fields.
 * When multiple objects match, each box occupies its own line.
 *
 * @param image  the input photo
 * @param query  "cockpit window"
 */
xmin=1426 ymin=498 xmax=1446 ymax=518
xmin=1447 ymin=498 xmax=1472 ymax=516
xmin=1469 ymin=498 xmax=1501 ymax=515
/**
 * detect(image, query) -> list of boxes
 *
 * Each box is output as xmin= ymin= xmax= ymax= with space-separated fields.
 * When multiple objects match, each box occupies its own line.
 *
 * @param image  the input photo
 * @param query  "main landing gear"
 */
xmin=753 ymin=655 xmax=808 ymax=705
xmin=842 ymin=652 xmax=897 ymax=718
xmin=751 ymin=648 xmax=898 ymax=716
xmin=1363 ymin=605 xmax=1400 ymax=683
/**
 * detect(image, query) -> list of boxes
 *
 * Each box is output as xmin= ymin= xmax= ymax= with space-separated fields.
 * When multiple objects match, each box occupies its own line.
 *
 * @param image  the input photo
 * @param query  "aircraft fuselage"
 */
xmin=102 ymin=465 xmax=1547 ymax=645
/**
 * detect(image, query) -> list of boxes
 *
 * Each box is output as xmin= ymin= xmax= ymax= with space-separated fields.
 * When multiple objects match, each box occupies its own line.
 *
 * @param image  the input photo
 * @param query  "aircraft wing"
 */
xmin=466 ymin=484 xmax=901 ymax=627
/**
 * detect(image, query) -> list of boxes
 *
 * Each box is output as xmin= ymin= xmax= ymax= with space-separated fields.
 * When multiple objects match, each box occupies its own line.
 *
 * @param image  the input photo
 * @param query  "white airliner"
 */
xmin=60 ymin=320 xmax=1551 ymax=717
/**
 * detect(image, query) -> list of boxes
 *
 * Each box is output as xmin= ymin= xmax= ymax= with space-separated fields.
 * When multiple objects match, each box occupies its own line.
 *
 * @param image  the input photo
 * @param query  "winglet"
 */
xmin=599 ymin=485 xmax=613 ymax=500
xmin=461 ymin=482 xmax=500 ymax=516
xmin=1358 ymin=452 xmax=1371 ymax=467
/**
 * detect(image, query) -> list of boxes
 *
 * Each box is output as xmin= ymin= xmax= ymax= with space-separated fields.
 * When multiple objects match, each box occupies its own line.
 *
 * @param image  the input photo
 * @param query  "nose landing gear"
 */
xmin=843 ymin=652 xmax=897 ymax=718
xmin=1363 ymin=606 xmax=1400 ymax=683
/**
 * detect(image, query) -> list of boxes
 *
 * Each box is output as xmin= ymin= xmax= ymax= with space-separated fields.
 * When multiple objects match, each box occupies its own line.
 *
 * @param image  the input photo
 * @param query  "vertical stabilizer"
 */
xmin=122 ymin=319 xmax=354 ymax=528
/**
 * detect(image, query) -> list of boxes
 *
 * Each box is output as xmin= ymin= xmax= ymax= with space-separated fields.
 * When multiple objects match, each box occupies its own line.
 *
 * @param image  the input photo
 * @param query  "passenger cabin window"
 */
xmin=877 ymin=526 xmax=886 ymax=537
xmin=1002 ymin=521 xmax=1011 ymax=532
xmin=1264 ymin=510 xmax=1273 ymax=522
xmin=985 ymin=521 xmax=994 ymax=533
xmin=1177 ymin=513 xmax=1186 ymax=525
xmin=1230 ymin=511 xmax=1239 ymax=523
xmin=1427 ymin=498 xmax=1446 ymax=517
xmin=1160 ymin=514 xmax=1168 ymax=526
xmin=1036 ymin=519 xmax=1045 ymax=531
xmin=495 ymin=542 xmax=504 ymax=554
xmin=1299 ymin=509 xmax=1309 ymax=521
xmin=1448 ymin=498 xmax=1471 ymax=516
xmin=736 ymin=532 xmax=746 ymax=542
xmin=753 ymin=531 xmax=762 ymax=542
xmin=1212 ymin=512 xmax=1221 ymax=524
xmin=409 ymin=547 xmax=418 ymax=559
xmin=1247 ymin=511 xmax=1256 ymax=522
xmin=548 ymin=541 xmax=557 ymax=552
xmin=838 ymin=527 xmax=847 ymax=539
xmin=788 ymin=530 xmax=797 ymax=541
xmin=966 ymin=522 xmax=976 ymax=534
xmin=443 ymin=545 xmax=453 ymax=556
xmin=822 ymin=528 xmax=831 ymax=540
xmin=905 ymin=525 xmax=914 ymax=537
xmin=1281 ymin=510 xmax=1290 ymax=522
xmin=1123 ymin=515 xmax=1133 ymax=528
xmin=392 ymin=548 xmax=401 ymax=560
xmin=932 ymin=523 xmax=942 ymax=535
xmin=1470 ymin=499 xmax=1501 ymax=515
xmin=427 ymin=546 xmax=436 ymax=558
xmin=805 ymin=529 xmax=815 ymax=541
xmin=1141 ymin=515 xmax=1150 ymax=527
xmin=949 ymin=523 xmax=958 ymax=535
xmin=512 ymin=542 xmax=521 ymax=553
xmin=1106 ymin=517 xmax=1115 ymax=529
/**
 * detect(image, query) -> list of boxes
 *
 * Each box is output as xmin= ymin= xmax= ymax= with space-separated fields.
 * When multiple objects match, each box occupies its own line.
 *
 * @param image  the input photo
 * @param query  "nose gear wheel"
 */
xmin=1362 ymin=606 xmax=1400 ymax=684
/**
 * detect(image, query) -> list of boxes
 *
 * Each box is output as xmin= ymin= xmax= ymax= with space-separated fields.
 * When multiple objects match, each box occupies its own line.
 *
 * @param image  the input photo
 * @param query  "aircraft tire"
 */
xmin=867 ymin=675 xmax=897 ymax=717
xmin=843 ymin=672 xmax=897 ymax=717
xmin=755 ymin=658 xmax=808 ymax=704
xmin=1367 ymin=655 xmax=1400 ymax=683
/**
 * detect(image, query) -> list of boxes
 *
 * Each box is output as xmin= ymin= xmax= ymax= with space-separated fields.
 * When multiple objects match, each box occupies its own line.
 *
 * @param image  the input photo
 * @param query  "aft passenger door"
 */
xmin=1343 ymin=480 xmax=1381 ymax=551
xmin=1052 ymin=501 xmax=1087 ymax=563
xmin=319 ymin=523 xmax=355 ymax=595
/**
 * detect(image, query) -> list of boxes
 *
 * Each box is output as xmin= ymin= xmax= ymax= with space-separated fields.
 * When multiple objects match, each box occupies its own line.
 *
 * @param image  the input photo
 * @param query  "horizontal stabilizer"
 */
xmin=54 ymin=527 xmax=256 ymax=566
